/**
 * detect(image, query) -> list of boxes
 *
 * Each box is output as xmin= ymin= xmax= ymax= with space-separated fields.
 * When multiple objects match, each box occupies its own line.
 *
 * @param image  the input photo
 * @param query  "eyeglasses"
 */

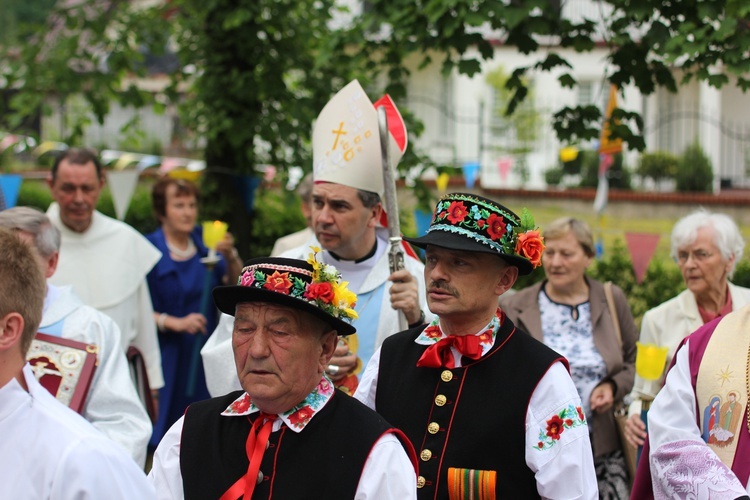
xmin=676 ymin=250 xmax=714 ymax=264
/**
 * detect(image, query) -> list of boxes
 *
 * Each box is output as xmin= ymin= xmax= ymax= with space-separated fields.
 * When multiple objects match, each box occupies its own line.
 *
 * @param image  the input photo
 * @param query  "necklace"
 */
xmin=166 ymin=237 xmax=197 ymax=260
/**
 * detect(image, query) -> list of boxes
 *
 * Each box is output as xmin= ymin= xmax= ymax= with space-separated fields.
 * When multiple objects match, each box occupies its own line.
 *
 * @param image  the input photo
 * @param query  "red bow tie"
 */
xmin=417 ymin=334 xmax=483 ymax=368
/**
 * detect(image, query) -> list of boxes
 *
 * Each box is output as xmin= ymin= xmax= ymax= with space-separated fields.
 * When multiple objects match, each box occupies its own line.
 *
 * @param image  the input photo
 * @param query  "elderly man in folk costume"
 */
xmin=354 ymin=193 xmax=599 ymax=499
xmin=0 ymin=207 xmax=153 ymax=467
xmin=631 ymin=303 xmax=750 ymax=499
xmin=46 ymin=148 xmax=164 ymax=394
xmin=202 ymin=80 xmax=431 ymax=396
xmin=0 ymin=228 xmax=154 ymax=498
xmin=149 ymin=255 xmax=418 ymax=499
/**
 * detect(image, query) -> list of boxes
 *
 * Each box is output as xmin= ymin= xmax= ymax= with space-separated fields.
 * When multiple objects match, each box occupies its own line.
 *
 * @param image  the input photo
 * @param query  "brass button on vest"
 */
xmin=257 ymin=471 xmax=264 ymax=484
xmin=417 ymin=476 xmax=426 ymax=488
xmin=435 ymin=394 xmax=447 ymax=406
xmin=441 ymin=370 xmax=453 ymax=382
xmin=420 ymin=449 xmax=433 ymax=461
xmin=427 ymin=422 xmax=440 ymax=434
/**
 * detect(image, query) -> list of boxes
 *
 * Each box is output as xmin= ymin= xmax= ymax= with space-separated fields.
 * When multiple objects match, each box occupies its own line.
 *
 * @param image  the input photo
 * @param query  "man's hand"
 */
xmin=326 ymin=339 xmax=358 ymax=381
xmin=388 ymin=269 xmax=421 ymax=325
xmin=624 ymin=413 xmax=647 ymax=448
xmin=590 ymin=381 xmax=615 ymax=414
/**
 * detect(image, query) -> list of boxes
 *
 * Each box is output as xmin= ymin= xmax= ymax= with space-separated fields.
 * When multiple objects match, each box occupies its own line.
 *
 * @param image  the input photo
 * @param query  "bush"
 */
xmin=675 ymin=143 xmax=713 ymax=193
xmin=637 ymin=151 xmax=678 ymax=184
xmin=248 ymin=187 xmax=306 ymax=259
xmin=17 ymin=180 xmax=53 ymax=210
xmin=579 ymin=150 xmax=631 ymax=190
xmin=732 ymin=259 xmax=750 ymax=288
xmin=16 ymin=178 xmax=158 ymax=234
xmin=544 ymin=166 xmax=564 ymax=186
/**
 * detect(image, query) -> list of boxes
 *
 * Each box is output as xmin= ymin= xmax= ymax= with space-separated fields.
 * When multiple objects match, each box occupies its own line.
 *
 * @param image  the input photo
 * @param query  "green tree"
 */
xmin=350 ymin=0 xmax=750 ymax=150
xmin=166 ymin=0 xmax=368 ymax=254
xmin=3 ymin=0 xmax=750 ymax=249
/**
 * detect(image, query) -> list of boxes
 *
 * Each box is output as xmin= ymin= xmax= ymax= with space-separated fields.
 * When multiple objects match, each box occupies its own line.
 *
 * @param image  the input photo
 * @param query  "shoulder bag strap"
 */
xmin=604 ymin=281 xmax=622 ymax=350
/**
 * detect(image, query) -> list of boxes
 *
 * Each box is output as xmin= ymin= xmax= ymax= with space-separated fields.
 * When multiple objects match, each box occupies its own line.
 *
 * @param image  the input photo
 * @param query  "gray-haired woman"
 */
xmin=624 ymin=209 xmax=750 ymax=450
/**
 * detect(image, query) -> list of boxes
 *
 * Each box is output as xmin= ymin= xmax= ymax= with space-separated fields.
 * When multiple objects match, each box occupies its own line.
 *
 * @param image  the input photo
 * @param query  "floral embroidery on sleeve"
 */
xmin=534 ymin=405 xmax=587 ymax=451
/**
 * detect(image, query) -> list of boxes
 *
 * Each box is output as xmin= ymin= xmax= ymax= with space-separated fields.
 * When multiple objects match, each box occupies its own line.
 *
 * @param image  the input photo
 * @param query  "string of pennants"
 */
xmin=0 ymin=132 xmax=273 ymax=220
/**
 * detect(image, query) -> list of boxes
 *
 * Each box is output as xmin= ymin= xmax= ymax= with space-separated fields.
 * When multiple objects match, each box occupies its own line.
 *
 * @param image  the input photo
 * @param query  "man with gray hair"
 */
xmin=0 ymin=206 xmax=152 ymax=467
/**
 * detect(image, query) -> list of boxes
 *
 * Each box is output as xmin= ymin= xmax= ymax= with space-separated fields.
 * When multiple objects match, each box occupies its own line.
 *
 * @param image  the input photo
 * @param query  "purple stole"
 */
xmin=630 ymin=317 xmax=750 ymax=499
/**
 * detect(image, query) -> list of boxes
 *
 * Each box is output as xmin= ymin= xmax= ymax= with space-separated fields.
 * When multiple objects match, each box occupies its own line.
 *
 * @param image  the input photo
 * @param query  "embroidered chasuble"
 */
xmin=695 ymin=305 xmax=750 ymax=467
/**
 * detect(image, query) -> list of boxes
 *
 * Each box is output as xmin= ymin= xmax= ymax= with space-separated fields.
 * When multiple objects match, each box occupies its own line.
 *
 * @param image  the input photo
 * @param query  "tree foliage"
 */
xmin=0 ymin=1 xmax=169 ymax=141
xmin=353 ymin=0 xmax=750 ymax=150
xmin=2 ymin=0 xmax=750 ymax=249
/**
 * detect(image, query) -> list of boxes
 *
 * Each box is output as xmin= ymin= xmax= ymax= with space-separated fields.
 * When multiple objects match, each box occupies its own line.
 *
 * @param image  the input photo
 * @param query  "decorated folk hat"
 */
xmin=404 ymin=193 xmax=545 ymax=275
xmin=213 ymin=251 xmax=358 ymax=335
xmin=312 ymin=79 xmax=407 ymax=199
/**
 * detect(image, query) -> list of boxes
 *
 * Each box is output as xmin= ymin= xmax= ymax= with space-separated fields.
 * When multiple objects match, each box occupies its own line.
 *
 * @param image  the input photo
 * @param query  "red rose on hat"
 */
xmin=305 ymin=282 xmax=335 ymax=303
xmin=264 ymin=271 xmax=293 ymax=294
xmin=515 ymin=230 xmax=545 ymax=268
xmin=446 ymin=201 xmax=468 ymax=224
xmin=486 ymin=213 xmax=507 ymax=240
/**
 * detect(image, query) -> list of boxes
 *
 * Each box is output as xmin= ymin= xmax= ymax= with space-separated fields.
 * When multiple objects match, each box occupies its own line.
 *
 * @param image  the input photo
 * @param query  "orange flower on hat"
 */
xmin=486 ymin=213 xmax=508 ymax=241
xmin=446 ymin=201 xmax=469 ymax=224
xmin=263 ymin=270 xmax=293 ymax=294
xmin=515 ymin=230 xmax=545 ymax=268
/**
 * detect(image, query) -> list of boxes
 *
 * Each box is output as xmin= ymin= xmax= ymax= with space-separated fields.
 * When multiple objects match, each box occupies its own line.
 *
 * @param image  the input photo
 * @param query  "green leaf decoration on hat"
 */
xmin=519 ymin=208 xmax=535 ymax=232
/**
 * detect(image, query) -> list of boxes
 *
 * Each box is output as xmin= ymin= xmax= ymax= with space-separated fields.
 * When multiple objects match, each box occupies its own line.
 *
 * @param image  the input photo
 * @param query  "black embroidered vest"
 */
xmin=180 ymin=390 xmax=399 ymax=499
xmin=375 ymin=318 xmax=564 ymax=499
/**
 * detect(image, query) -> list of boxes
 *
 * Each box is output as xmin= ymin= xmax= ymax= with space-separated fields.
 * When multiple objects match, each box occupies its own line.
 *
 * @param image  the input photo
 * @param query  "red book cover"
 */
xmin=27 ymin=333 xmax=98 ymax=414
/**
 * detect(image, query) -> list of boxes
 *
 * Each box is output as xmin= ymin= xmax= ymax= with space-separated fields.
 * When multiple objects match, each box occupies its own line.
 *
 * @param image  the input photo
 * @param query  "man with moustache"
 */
xmin=354 ymin=192 xmax=598 ymax=499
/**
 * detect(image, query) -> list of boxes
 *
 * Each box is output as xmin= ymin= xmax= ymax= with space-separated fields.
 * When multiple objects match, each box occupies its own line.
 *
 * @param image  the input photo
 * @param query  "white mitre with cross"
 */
xmin=312 ymin=79 xmax=408 ymax=199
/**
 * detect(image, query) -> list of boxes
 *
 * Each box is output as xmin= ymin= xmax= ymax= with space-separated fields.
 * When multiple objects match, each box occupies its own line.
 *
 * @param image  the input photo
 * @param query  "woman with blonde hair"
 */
xmin=500 ymin=217 xmax=637 ymax=499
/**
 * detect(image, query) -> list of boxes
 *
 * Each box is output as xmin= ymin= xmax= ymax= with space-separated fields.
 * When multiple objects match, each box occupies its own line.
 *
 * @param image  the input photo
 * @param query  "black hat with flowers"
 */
xmin=213 ymin=253 xmax=358 ymax=335
xmin=404 ymin=192 xmax=545 ymax=276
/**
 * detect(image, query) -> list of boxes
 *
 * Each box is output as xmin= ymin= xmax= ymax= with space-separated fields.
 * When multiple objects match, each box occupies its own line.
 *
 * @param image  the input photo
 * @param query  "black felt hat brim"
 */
xmin=405 ymin=231 xmax=534 ymax=276
xmin=213 ymin=285 xmax=356 ymax=336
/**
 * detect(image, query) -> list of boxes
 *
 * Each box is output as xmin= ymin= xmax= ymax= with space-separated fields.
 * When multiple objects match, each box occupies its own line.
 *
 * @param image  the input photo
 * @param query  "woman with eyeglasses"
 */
xmin=623 ymin=210 xmax=750 ymax=451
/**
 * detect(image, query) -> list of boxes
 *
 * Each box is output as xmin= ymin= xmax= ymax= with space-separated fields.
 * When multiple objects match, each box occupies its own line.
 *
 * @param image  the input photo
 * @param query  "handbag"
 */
xmin=604 ymin=281 xmax=638 ymax=483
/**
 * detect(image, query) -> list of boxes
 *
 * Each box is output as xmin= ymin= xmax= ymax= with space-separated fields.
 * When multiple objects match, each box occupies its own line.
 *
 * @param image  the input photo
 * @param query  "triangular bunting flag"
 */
xmin=436 ymin=172 xmax=450 ymax=193
xmin=0 ymin=174 xmax=23 ymax=209
xmin=625 ymin=232 xmax=660 ymax=284
xmin=105 ymin=170 xmax=140 ymax=220
xmin=136 ymin=155 xmax=162 ymax=171
xmin=462 ymin=161 xmax=480 ymax=189
xmin=497 ymin=157 xmax=513 ymax=182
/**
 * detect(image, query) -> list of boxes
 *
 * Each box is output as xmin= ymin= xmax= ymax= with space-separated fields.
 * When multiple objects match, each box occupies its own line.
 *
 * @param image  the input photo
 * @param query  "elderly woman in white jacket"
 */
xmin=624 ymin=209 xmax=750 ymax=449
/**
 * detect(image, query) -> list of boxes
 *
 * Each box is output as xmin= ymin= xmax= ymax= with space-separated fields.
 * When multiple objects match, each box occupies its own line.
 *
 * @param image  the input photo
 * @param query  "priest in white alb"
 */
xmin=46 ymin=148 xmax=164 ymax=392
